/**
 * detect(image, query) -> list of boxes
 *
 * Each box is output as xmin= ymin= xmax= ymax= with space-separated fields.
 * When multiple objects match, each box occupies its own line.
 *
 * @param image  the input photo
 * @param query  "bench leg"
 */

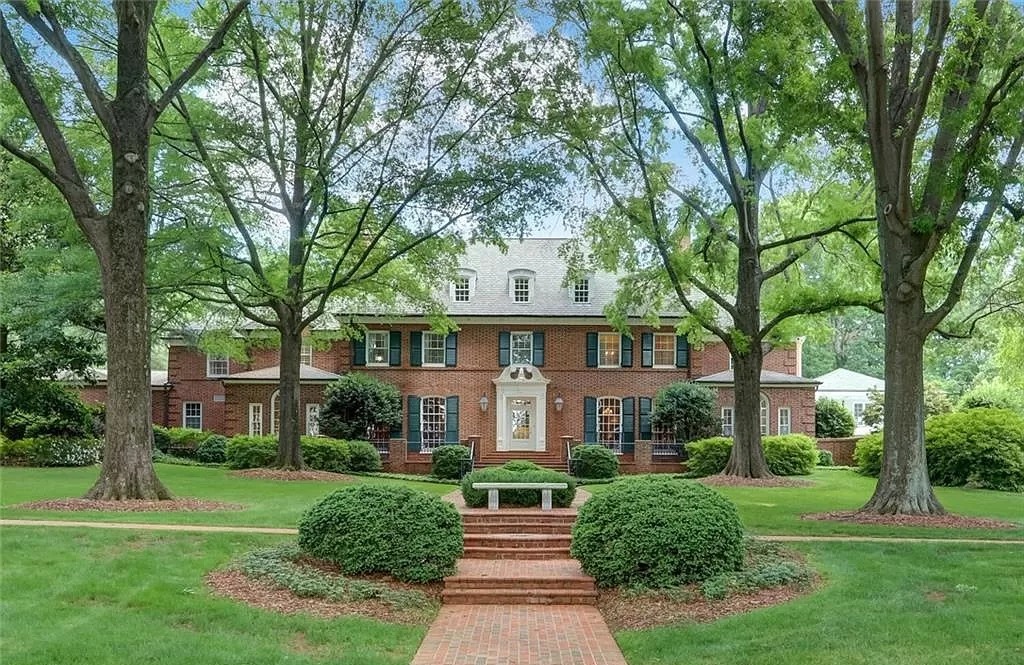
xmin=488 ymin=489 xmax=499 ymax=510
xmin=541 ymin=489 xmax=552 ymax=511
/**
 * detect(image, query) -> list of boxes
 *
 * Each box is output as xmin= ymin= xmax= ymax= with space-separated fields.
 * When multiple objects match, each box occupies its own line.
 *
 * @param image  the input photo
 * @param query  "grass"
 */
xmin=616 ymin=541 xmax=1024 ymax=665
xmin=0 ymin=526 xmax=426 ymax=665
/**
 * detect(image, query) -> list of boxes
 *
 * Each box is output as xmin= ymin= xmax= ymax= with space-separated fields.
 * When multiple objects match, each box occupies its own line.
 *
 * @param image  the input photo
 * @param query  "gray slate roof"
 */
xmin=222 ymin=365 xmax=341 ymax=383
xmin=694 ymin=369 xmax=820 ymax=387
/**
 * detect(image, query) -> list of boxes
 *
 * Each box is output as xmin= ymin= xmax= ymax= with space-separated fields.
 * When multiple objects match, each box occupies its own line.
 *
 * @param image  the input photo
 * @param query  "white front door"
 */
xmin=508 ymin=397 xmax=536 ymax=451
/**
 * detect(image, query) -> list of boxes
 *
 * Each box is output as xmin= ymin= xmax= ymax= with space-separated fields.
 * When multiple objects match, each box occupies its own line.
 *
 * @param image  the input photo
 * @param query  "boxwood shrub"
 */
xmin=432 ymin=444 xmax=472 ymax=479
xmin=152 ymin=426 xmax=173 ymax=453
xmin=501 ymin=460 xmax=543 ymax=472
xmin=460 ymin=462 xmax=576 ymax=508
xmin=925 ymin=408 xmax=1024 ymax=491
xmin=571 ymin=475 xmax=745 ymax=588
xmin=762 ymin=434 xmax=818 ymax=475
xmin=817 ymin=449 xmax=834 ymax=466
xmin=225 ymin=435 xmax=278 ymax=469
xmin=346 ymin=440 xmax=382 ymax=472
xmin=853 ymin=433 xmax=884 ymax=476
xmin=684 ymin=437 xmax=733 ymax=476
xmin=196 ymin=434 xmax=228 ymax=464
xmin=300 ymin=437 xmax=351 ymax=472
xmin=298 ymin=485 xmax=462 ymax=582
xmin=570 ymin=445 xmax=619 ymax=479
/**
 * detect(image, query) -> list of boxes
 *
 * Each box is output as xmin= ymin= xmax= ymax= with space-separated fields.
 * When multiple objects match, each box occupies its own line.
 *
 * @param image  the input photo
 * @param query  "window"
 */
xmin=366 ymin=331 xmax=389 ymax=366
xmin=513 ymin=276 xmax=531 ymax=303
xmin=573 ymin=279 xmax=590 ymax=303
xmin=598 ymin=397 xmax=622 ymax=451
xmin=760 ymin=394 xmax=770 ymax=435
xmin=421 ymin=396 xmax=446 ymax=452
xmin=270 ymin=391 xmax=279 ymax=435
xmin=778 ymin=407 xmax=791 ymax=435
xmin=453 ymin=276 xmax=470 ymax=302
xmin=300 ymin=344 xmax=313 ymax=366
xmin=248 ymin=403 xmax=263 ymax=436
xmin=422 ymin=332 xmax=445 ymax=366
xmin=207 ymin=354 xmax=229 ymax=377
xmin=598 ymin=332 xmax=620 ymax=367
xmin=183 ymin=402 xmax=202 ymax=429
xmin=511 ymin=332 xmax=533 ymax=364
xmin=653 ymin=333 xmax=675 ymax=367
xmin=721 ymin=407 xmax=734 ymax=436
xmin=306 ymin=403 xmax=321 ymax=436
xmin=853 ymin=402 xmax=865 ymax=424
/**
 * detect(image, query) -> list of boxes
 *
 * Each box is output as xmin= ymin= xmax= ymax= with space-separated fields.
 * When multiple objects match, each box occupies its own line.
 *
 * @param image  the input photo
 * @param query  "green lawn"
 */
xmin=616 ymin=541 xmax=1024 ymax=665
xmin=0 ymin=526 xmax=426 ymax=665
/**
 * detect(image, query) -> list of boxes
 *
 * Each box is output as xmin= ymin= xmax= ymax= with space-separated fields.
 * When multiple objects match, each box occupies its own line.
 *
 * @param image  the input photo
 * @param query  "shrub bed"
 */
xmin=300 ymin=437 xmax=351 ymax=472
xmin=684 ymin=437 xmax=733 ymax=476
xmin=346 ymin=440 xmax=382 ymax=472
xmin=570 ymin=445 xmax=619 ymax=479
xmin=225 ymin=435 xmax=278 ymax=469
xmin=298 ymin=485 xmax=462 ymax=582
xmin=0 ymin=436 xmax=101 ymax=467
xmin=460 ymin=462 xmax=576 ymax=508
xmin=571 ymin=475 xmax=745 ymax=588
xmin=196 ymin=435 xmax=228 ymax=464
xmin=431 ymin=444 xmax=472 ymax=479
xmin=925 ymin=409 xmax=1024 ymax=491
xmin=762 ymin=434 xmax=818 ymax=475
xmin=853 ymin=433 xmax=883 ymax=476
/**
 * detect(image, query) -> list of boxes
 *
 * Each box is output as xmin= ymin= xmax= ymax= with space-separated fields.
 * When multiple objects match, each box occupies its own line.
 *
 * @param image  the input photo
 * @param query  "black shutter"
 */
xmin=586 ymin=333 xmax=598 ymax=367
xmin=410 ymin=332 xmax=422 ymax=367
xmin=445 ymin=396 xmax=460 ymax=443
xmin=641 ymin=333 xmax=654 ymax=367
xmin=499 ymin=331 xmax=510 ymax=367
xmin=445 ymin=333 xmax=457 ymax=367
xmin=584 ymin=396 xmax=597 ymax=443
xmin=622 ymin=397 xmax=635 ymax=451
xmin=389 ymin=401 xmax=403 ymax=439
xmin=353 ymin=336 xmax=366 ymax=366
xmin=676 ymin=335 xmax=690 ymax=368
xmin=407 ymin=396 xmax=421 ymax=451
xmin=639 ymin=397 xmax=652 ymax=440
xmin=389 ymin=331 xmax=401 ymax=366
xmin=533 ymin=331 xmax=545 ymax=367
xmin=621 ymin=334 xmax=633 ymax=367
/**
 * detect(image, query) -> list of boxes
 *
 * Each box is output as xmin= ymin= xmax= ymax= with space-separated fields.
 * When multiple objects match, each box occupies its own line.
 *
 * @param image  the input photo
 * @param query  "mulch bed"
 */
xmin=228 ymin=469 xmax=355 ymax=482
xmin=697 ymin=474 xmax=815 ymax=488
xmin=14 ymin=498 xmax=243 ymax=512
xmin=803 ymin=511 xmax=1019 ymax=529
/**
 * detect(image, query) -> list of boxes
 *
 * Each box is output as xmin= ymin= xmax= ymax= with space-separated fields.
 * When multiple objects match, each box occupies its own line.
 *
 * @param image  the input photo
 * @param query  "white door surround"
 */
xmin=493 ymin=364 xmax=549 ymax=452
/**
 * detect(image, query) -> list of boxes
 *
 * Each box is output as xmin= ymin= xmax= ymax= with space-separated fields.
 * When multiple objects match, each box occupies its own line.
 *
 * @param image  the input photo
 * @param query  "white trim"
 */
xmin=493 ymin=364 xmax=550 ymax=452
xmin=721 ymin=406 xmax=734 ymax=436
xmin=306 ymin=403 xmax=321 ymax=436
xmin=597 ymin=332 xmax=620 ymax=368
xmin=573 ymin=279 xmax=590 ymax=304
xmin=248 ymin=403 xmax=263 ymax=436
xmin=420 ymin=395 xmax=446 ymax=453
xmin=421 ymin=331 xmax=445 ymax=367
xmin=510 ymin=331 xmax=533 ymax=365
xmin=365 ymin=330 xmax=389 ymax=367
xmin=778 ymin=407 xmax=791 ymax=436
xmin=597 ymin=396 xmax=623 ymax=451
xmin=300 ymin=344 xmax=313 ymax=366
xmin=270 ymin=390 xmax=279 ymax=435
xmin=206 ymin=354 xmax=229 ymax=377
xmin=183 ymin=402 xmax=203 ymax=429
xmin=760 ymin=393 xmax=770 ymax=435
xmin=652 ymin=332 xmax=675 ymax=368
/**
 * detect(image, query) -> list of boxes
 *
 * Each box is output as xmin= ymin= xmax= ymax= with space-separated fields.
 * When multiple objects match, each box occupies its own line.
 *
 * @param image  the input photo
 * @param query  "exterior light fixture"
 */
xmin=479 ymin=395 xmax=489 ymax=412
xmin=554 ymin=396 xmax=564 ymax=412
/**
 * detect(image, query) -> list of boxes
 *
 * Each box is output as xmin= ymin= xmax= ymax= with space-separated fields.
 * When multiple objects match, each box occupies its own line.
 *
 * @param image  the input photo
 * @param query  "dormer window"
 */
xmin=453 ymin=277 xmax=470 ymax=302
xmin=508 ymin=269 xmax=535 ymax=304
xmin=573 ymin=279 xmax=590 ymax=304
xmin=207 ymin=354 xmax=229 ymax=377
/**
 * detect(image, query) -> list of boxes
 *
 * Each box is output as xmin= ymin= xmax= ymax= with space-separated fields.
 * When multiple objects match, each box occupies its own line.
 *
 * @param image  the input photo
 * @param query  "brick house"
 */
xmin=158 ymin=239 xmax=818 ymax=473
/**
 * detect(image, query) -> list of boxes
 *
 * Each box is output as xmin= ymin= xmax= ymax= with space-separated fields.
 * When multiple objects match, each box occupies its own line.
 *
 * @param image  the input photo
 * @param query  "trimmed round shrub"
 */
xmin=432 ymin=444 xmax=472 ymax=479
xmin=925 ymin=409 xmax=1024 ymax=491
xmin=152 ymin=426 xmax=172 ymax=453
xmin=346 ymin=440 xmax=382 ymax=472
xmin=853 ymin=433 xmax=883 ymax=477
xmin=298 ymin=485 xmax=462 ymax=582
xmin=460 ymin=465 xmax=576 ymax=508
xmin=815 ymin=398 xmax=855 ymax=438
xmin=817 ymin=449 xmax=834 ymax=466
xmin=196 ymin=435 xmax=228 ymax=464
xmin=571 ymin=475 xmax=745 ymax=588
xmin=571 ymin=445 xmax=619 ymax=479
xmin=762 ymin=434 xmax=818 ymax=475
xmin=225 ymin=435 xmax=278 ymax=469
xmin=301 ymin=437 xmax=351 ymax=472
xmin=684 ymin=437 xmax=733 ymax=476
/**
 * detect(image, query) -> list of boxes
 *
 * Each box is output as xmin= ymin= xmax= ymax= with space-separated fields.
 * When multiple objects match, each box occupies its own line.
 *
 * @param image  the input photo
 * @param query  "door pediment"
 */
xmin=493 ymin=363 xmax=550 ymax=386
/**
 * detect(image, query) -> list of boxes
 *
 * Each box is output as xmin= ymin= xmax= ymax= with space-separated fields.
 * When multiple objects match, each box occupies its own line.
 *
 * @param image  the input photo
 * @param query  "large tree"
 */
xmin=547 ymin=0 xmax=876 ymax=476
xmin=1 ymin=1 xmax=246 ymax=498
xmin=815 ymin=0 xmax=1024 ymax=514
xmin=158 ymin=0 xmax=562 ymax=468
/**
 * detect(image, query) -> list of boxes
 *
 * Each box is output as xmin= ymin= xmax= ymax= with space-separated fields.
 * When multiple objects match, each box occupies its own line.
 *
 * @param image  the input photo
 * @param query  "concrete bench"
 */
xmin=471 ymin=482 xmax=569 ymax=511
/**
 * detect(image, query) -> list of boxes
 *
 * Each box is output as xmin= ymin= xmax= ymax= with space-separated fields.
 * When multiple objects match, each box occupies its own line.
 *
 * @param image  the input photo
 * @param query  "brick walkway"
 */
xmin=410 ymin=605 xmax=628 ymax=665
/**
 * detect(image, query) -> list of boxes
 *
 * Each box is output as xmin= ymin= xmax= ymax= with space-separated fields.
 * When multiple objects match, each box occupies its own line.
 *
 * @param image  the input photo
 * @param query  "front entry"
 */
xmin=508 ymin=397 xmax=536 ymax=451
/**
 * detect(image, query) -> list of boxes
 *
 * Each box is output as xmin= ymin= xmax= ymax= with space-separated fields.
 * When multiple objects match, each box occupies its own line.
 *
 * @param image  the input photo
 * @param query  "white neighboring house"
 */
xmin=813 ymin=368 xmax=885 ymax=435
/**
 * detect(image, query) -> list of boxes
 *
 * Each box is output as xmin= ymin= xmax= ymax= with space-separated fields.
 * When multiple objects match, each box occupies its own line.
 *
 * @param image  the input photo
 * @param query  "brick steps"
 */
xmin=463 ymin=521 xmax=572 ymax=535
xmin=463 ymin=545 xmax=570 ymax=559
xmin=443 ymin=559 xmax=597 ymax=605
xmin=441 ymin=588 xmax=598 ymax=605
xmin=465 ymin=533 xmax=572 ymax=549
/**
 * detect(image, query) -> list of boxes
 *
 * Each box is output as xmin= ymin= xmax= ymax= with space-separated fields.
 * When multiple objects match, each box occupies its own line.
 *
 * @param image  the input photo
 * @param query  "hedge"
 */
xmin=685 ymin=437 xmax=734 ymax=476
xmin=570 ymin=445 xmax=619 ymax=479
xmin=686 ymin=435 xmax=817 ymax=476
xmin=460 ymin=463 xmax=576 ymax=508
xmin=853 ymin=433 xmax=883 ymax=477
xmin=0 ymin=436 xmax=101 ymax=467
xmin=346 ymin=440 xmax=382 ymax=472
xmin=195 ymin=435 xmax=228 ymax=464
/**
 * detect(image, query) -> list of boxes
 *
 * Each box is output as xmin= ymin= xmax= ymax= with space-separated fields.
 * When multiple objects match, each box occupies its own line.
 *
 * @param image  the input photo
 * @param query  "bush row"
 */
xmin=684 ymin=434 xmax=819 ymax=477
xmin=225 ymin=435 xmax=381 ymax=472
xmin=460 ymin=462 xmax=577 ymax=508
xmin=0 ymin=435 xmax=102 ymax=467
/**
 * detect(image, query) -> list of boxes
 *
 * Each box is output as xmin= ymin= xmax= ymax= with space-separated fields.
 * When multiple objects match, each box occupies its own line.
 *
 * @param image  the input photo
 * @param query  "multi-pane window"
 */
xmin=721 ymin=407 xmax=734 ymax=436
xmin=422 ymin=332 xmax=445 ymax=366
xmin=453 ymin=277 xmax=471 ymax=302
xmin=778 ymin=407 xmax=791 ymax=436
xmin=513 ymin=276 xmax=531 ymax=303
xmin=300 ymin=344 xmax=313 ymax=366
xmin=598 ymin=397 xmax=622 ymax=452
xmin=853 ymin=402 xmax=865 ymax=424
xmin=511 ymin=332 xmax=533 ymax=364
xmin=183 ymin=402 xmax=202 ymax=429
xmin=270 ymin=392 xmax=280 ymax=434
xmin=207 ymin=354 xmax=229 ymax=377
xmin=653 ymin=333 xmax=675 ymax=367
xmin=573 ymin=279 xmax=590 ymax=303
xmin=306 ymin=403 xmax=321 ymax=436
xmin=598 ymin=332 xmax=620 ymax=367
xmin=248 ymin=403 xmax=263 ymax=436
xmin=421 ymin=396 xmax=446 ymax=452
xmin=366 ymin=331 xmax=389 ymax=366
xmin=760 ymin=394 xmax=770 ymax=435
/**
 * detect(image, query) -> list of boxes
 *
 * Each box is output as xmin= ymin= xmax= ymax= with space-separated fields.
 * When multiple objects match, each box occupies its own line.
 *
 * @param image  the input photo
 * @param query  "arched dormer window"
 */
xmin=451 ymin=269 xmax=476 ymax=303
xmin=507 ymin=269 xmax=535 ymax=304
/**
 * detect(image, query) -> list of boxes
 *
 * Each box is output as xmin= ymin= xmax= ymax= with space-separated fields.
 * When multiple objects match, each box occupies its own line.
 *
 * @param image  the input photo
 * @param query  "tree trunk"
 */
xmin=275 ymin=320 xmax=305 ymax=469
xmin=724 ymin=345 xmax=772 ymax=477
xmin=84 ymin=6 xmax=169 ymax=499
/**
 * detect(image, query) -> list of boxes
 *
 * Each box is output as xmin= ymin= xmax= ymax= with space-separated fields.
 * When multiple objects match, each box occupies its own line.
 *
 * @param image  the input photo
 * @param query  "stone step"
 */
xmin=464 ymin=533 xmax=572 ymax=549
xmin=463 ymin=521 xmax=572 ymax=535
xmin=441 ymin=588 xmax=598 ymax=605
xmin=462 ymin=546 xmax=570 ymax=559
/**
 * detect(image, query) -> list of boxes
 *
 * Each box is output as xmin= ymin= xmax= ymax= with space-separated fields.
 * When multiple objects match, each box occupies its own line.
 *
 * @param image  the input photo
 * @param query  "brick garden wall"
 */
xmin=816 ymin=436 xmax=860 ymax=466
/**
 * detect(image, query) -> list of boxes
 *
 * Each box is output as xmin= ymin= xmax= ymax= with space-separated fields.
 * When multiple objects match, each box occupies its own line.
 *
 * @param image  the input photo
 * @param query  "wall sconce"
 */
xmin=554 ymin=396 xmax=564 ymax=412
xmin=479 ymin=395 xmax=489 ymax=412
